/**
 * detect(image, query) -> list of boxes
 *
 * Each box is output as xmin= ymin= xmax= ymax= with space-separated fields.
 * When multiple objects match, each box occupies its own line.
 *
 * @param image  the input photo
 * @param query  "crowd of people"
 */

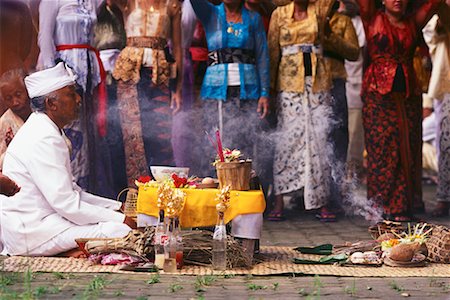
xmin=0 ymin=0 xmax=449 ymax=256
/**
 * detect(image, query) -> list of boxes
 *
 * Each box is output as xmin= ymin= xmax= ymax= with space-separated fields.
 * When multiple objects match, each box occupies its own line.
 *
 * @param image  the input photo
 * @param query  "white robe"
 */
xmin=0 ymin=112 xmax=127 ymax=256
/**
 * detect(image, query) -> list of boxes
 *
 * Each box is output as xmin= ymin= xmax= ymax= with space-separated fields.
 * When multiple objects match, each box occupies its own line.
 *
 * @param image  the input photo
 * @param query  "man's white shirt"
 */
xmin=0 ymin=112 xmax=125 ymax=255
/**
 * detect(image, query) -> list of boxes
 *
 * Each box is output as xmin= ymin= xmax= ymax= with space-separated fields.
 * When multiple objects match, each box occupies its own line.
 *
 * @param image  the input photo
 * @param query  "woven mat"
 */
xmin=2 ymin=247 xmax=449 ymax=277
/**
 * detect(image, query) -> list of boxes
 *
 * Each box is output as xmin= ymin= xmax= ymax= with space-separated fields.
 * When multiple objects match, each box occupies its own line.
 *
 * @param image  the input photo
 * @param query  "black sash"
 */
xmin=208 ymin=48 xmax=256 ymax=66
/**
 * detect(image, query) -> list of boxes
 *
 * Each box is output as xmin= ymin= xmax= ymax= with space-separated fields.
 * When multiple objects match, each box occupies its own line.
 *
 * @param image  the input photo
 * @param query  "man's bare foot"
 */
xmin=59 ymin=248 xmax=87 ymax=258
xmin=432 ymin=202 xmax=450 ymax=217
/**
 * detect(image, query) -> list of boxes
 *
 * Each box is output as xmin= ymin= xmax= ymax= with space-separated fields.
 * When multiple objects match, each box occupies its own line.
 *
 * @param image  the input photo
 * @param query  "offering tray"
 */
xmin=384 ymin=253 xmax=427 ymax=267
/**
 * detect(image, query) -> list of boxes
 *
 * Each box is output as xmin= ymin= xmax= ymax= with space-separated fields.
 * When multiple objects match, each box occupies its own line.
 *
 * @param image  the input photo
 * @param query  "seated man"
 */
xmin=0 ymin=62 xmax=135 ymax=257
xmin=0 ymin=68 xmax=32 ymax=168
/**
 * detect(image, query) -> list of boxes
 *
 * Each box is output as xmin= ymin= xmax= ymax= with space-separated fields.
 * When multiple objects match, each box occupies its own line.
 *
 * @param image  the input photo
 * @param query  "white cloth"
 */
xmin=182 ymin=0 xmax=197 ymax=49
xmin=25 ymin=221 xmax=131 ymax=256
xmin=423 ymin=112 xmax=437 ymax=144
xmin=24 ymin=62 xmax=77 ymax=98
xmin=423 ymin=14 xmax=450 ymax=101
xmin=136 ymin=213 xmax=263 ymax=239
xmin=231 ymin=213 xmax=263 ymax=239
xmin=1 ymin=112 xmax=126 ymax=256
xmin=99 ymin=49 xmax=121 ymax=73
xmin=37 ymin=0 xmax=103 ymax=93
xmin=345 ymin=16 xmax=366 ymax=109
xmin=227 ymin=63 xmax=241 ymax=86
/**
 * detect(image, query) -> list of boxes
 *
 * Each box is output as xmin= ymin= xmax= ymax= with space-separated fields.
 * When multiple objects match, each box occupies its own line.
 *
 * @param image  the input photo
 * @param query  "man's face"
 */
xmin=0 ymin=77 xmax=30 ymax=117
xmin=52 ymin=85 xmax=81 ymax=125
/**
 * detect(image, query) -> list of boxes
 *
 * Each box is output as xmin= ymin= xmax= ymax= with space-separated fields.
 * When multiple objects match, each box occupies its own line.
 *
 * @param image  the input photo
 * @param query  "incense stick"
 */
xmin=216 ymin=129 xmax=225 ymax=162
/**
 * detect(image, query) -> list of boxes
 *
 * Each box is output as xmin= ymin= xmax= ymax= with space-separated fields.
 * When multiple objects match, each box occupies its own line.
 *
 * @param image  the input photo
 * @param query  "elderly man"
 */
xmin=0 ymin=68 xmax=32 ymax=168
xmin=0 ymin=62 xmax=135 ymax=257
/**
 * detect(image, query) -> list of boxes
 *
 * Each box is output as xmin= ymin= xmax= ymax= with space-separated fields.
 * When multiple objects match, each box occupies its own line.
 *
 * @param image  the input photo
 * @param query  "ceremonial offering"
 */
xmin=150 ymin=166 xmax=189 ymax=182
xmin=212 ymin=186 xmax=231 ymax=270
xmin=349 ymin=251 xmax=382 ymax=265
xmin=155 ymin=181 xmax=187 ymax=271
xmin=216 ymin=160 xmax=252 ymax=191
xmin=76 ymin=227 xmax=155 ymax=257
xmin=426 ymin=225 xmax=450 ymax=263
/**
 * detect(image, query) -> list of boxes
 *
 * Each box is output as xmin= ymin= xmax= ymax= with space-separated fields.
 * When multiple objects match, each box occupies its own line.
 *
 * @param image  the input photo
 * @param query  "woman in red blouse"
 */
xmin=356 ymin=0 xmax=443 ymax=221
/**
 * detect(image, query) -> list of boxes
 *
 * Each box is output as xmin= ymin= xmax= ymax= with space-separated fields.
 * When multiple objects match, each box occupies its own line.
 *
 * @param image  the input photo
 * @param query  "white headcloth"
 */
xmin=24 ymin=62 xmax=77 ymax=98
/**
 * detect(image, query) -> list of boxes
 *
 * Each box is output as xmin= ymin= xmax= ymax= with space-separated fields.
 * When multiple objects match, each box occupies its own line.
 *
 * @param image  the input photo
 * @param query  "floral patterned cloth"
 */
xmin=358 ymin=0 xmax=442 ymax=216
xmin=37 ymin=0 xmax=105 ymax=191
xmin=268 ymin=2 xmax=332 ymax=94
xmin=363 ymin=92 xmax=422 ymax=215
xmin=0 ymin=109 xmax=24 ymax=169
xmin=437 ymin=93 xmax=450 ymax=203
xmin=273 ymin=78 xmax=333 ymax=210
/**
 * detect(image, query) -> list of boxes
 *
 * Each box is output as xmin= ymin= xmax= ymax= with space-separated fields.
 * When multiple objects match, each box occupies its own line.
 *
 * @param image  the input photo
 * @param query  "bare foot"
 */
xmin=432 ymin=202 xmax=450 ymax=217
xmin=59 ymin=248 xmax=87 ymax=258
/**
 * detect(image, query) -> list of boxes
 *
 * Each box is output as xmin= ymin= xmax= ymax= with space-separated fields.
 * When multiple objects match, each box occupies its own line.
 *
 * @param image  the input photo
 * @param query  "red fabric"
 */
xmin=190 ymin=21 xmax=208 ymax=62
xmin=362 ymin=92 xmax=422 ymax=216
xmin=56 ymin=44 xmax=107 ymax=137
xmin=359 ymin=9 xmax=435 ymax=217
xmin=190 ymin=47 xmax=208 ymax=62
xmin=362 ymin=12 xmax=418 ymax=97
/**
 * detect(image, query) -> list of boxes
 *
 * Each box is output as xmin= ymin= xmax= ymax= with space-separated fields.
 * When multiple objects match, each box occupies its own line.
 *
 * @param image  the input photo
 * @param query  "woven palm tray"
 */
xmin=1 ymin=246 xmax=449 ymax=277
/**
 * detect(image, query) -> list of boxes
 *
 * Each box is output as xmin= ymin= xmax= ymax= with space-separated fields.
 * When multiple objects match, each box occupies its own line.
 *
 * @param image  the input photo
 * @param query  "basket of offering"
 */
xmin=215 ymin=159 xmax=252 ymax=191
xmin=426 ymin=225 xmax=450 ymax=263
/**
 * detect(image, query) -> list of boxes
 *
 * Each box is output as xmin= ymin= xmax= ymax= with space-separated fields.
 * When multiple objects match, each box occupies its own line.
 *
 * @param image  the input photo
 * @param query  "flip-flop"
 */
xmin=315 ymin=211 xmax=337 ymax=222
xmin=267 ymin=211 xmax=284 ymax=221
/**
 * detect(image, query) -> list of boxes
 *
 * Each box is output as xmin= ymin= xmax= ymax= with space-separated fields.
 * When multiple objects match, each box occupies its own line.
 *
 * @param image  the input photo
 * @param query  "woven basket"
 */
xmin=426 ymin=225 xmax=450 ymax=263
xmin=117 ymin=188 xmax=138 ymax=218
xmin=216 ymin=161 xmax=252 ymax=191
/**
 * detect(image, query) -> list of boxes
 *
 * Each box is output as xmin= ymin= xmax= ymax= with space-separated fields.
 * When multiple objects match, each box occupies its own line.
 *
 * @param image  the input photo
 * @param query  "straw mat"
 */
xmin=2 ymin=246 xmax=449 ymax=277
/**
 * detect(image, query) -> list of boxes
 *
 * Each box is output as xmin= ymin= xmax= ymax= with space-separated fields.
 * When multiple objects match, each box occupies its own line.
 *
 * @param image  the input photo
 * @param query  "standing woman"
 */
xmin=268 ymin=0 xmax=336 ymax=220
xmin=356 ymin=0 xmax=443 ymax=221
xmin=111 ymin=0 xmax=182 ymax=186
xmin=37 ymin=0 xmax=113 ymax=196
xmin=190 ymin=0 xmax=270 ymax=174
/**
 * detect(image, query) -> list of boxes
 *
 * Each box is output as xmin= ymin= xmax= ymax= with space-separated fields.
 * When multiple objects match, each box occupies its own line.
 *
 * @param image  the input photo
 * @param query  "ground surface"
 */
xmin=1 ymin=185 xmax=449 ymax=300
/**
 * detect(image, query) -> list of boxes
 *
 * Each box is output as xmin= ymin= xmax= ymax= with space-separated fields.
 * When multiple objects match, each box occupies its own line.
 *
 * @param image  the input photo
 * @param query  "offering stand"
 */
xmin=136 ymin=186 xmax=266 ymax=262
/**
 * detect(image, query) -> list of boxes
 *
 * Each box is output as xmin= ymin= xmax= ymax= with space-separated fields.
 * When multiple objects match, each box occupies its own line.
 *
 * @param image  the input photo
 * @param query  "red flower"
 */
xmin=172 ymin=174 xmax=188 ymax=188
xmin=137 ymin=175 xmax=152 ymax=183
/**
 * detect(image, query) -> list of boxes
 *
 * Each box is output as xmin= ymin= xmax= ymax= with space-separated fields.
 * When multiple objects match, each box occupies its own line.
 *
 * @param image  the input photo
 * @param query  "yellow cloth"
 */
xmin=324 ymin=12 xmax=360 ymax=79
xmin=269 ymin=3 xmax=327 ymax=93
xmin=137 ymin=187 xmax=266 ymax=228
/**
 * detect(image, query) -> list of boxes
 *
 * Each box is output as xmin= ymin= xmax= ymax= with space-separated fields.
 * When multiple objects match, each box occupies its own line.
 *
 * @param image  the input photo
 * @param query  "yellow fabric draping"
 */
xmin=137 ymin=187 xmax=266 ymax=228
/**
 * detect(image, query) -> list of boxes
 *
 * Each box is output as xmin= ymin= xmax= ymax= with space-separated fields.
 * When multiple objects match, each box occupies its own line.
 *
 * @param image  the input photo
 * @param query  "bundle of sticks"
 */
xmin=182 ymin=230 xmax=253 ymax=268
xmin=79 ymin=227 xmax=155 ymax=256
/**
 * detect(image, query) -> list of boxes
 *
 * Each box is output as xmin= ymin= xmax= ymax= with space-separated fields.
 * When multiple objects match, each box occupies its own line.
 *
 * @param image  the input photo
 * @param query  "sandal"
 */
xmin=267 ymin=211 xmax=284 ymax=221
xmin=315 ymin=208 xmax=337 ymax=222
xmin=383 ymin=214 xmax=417 ymax=222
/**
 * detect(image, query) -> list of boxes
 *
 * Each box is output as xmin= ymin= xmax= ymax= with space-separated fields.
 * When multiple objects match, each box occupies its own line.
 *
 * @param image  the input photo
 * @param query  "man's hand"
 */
xmin=123 ymin=216 xmax=137 ymax=229
xmin=0 ymin=173 xmax=20 ymax=196
xmin=257 ymin=96 xmax=270 ymax=119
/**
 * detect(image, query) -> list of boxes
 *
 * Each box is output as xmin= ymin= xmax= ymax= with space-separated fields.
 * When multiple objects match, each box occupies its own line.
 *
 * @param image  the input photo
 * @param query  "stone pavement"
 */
xmin=1 ymin=184 xmax=449 ymax=300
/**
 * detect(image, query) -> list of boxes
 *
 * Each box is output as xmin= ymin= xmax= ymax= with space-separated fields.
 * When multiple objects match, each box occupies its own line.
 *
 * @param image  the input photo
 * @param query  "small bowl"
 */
xmin=150 ymin=166 xmax=190 ymax=182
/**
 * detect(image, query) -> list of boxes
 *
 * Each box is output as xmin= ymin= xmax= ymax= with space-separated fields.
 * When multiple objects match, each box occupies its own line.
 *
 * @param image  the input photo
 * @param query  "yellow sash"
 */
xmin=137 ymin=187 xmax=266 ymax=227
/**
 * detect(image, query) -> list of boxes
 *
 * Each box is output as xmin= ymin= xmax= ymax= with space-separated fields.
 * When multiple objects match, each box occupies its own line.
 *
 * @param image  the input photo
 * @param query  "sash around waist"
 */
xmin=127 ymin=36 xmax=167 ymax=50
xmin=281 ymin=44 xmax=322 ymax=56
xmin=208 ymin=48 xmax=256 ymax=66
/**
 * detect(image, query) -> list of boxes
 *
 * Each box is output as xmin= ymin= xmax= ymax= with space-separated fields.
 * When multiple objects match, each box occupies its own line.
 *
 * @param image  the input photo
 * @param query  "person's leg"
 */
xmin=26 ymin=222 xmax=131 ymax=257
xmin=139 ymin=69 xmax=173 ymax=166
xmin=363 ymin=92 xmax=408 ymax=220
xmin=347 ymin=108 xmax=364 ymax=177
xmin=435 ymin=94 xmax=450 ymax=216
xmin=433 ymin=99 xmax=443 ymax=160
xmin=329 ymin=79 xmax=349 ymax=209
xmin=117 ymin=79 xmax=150 ymax=186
